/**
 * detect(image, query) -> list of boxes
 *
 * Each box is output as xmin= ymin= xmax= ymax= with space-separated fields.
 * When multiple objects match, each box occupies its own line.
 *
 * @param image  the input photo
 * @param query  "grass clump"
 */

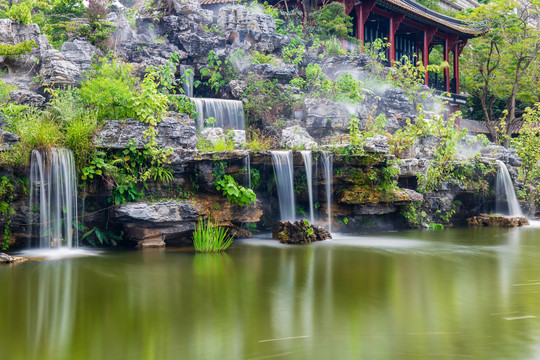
xmin=193 ymin=218 xmax=233 ymax=253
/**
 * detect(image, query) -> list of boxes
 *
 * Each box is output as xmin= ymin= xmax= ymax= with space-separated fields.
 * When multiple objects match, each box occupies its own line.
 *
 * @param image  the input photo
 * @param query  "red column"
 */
xmin=388 ymin=15 xmax=404 ymax=64
xmin=358 ymin=0 xmax=376 ymax=51
xmin=423 ymin=27 xmax=436 ymax=85
xmin=453 ymin=43 xmax=460 ymax=94
xmin=444 ymin=38 xmax=450 ymax=93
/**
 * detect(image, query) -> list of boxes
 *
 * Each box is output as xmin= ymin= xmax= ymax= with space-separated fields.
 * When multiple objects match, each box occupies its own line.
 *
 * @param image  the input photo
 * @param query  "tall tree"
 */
xmin=460 ymin=0 xmax=540 ymax=147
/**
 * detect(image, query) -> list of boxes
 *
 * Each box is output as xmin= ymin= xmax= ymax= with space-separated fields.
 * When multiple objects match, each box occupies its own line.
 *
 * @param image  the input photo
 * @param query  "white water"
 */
xmin=322 ymin=152 xmax=333 ymax=232
xmin=495 ymin=160 xmax=523 ymax=217
xmin=29 ymin=149 xmax=79 ymax=249
xmin=271 ymin=151 xmax=295 ymax=221
xmin=180 ymin=65 xmax=194 ymax=98
xmin=192 ymin=98 xmax=245 ymax=130
xmin=300 ymin=151 xmax=314 ymax=224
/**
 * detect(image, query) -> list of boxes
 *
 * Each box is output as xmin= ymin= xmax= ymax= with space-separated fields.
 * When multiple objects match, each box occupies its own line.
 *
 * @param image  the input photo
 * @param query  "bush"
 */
xmin=193 ymin=218 xmax=233 ymax=253
xmin=79 ymin=60 xmax=138 ymax=120
xmin=310 ymin=3 xmax=353 ymax=39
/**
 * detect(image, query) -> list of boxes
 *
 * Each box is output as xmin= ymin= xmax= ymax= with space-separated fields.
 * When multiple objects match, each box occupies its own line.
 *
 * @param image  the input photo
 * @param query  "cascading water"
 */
xmin=300 ymin=151 xmax=314 ymax=224
xmin=271 ymin=151 xmax=295 ymax=221
xmin=180 ymin=65 xmax=194 ymax=98
xmin=29 ymin=148 xmax=79 ymax=248
xmin=244 ymin=153 xmax=251 ymax=189
xmin=495 ymin=160 xmax=523 ymax=217
xmin=322 ymin=152 xmax=333 ymax=232
xmin=192 ymin=98 xmax=245 ymax=130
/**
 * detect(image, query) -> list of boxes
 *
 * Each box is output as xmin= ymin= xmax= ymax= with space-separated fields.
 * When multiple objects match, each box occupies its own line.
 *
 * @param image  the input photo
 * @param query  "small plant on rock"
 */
xmin=193 ymin=218 xmax=233 ymax=253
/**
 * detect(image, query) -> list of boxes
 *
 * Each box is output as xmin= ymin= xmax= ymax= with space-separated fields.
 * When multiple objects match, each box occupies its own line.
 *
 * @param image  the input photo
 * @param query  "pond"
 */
xmin=1 ymin=227 xmax=540 ymax=360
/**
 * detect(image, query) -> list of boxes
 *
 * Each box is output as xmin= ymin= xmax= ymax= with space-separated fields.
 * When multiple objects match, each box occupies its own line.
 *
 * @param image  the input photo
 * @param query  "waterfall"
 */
xmin=29 ymin=149 xmax=79 ymax=248
xmin=495 ymin=160 xmax=523 ymax=217
xmin=322 ymin=152 xmax=333 ymax=232
xmin=191 ymin=98 xmax=245 ymax=130
xmin=300 ymin=151 xmax=314 ymax=224
xmin=245 ymin=153 xmax=251 ymax=189
xmin=180 ymin=65 xmax=194 ymax=98
xmin=271 ymin=151 xmax=295 ymax=221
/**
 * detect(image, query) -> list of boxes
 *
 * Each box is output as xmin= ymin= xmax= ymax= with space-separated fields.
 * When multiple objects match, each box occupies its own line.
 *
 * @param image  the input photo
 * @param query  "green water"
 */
xmin=1 ymin=227 xmax=540 ymax=360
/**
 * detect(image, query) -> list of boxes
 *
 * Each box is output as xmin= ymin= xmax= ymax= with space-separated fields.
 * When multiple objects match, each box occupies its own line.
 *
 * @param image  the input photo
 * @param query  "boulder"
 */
xmin=272 ymin=220 xmax=331 ymax=244
xmin=40 ymin=49 xmax=82 ymax=87
xmin=113 ymin=200 xmax=200 ymax=247
xmin=229 ymin=79 xmax=247 ymax=98
xmin=281 ymin=125 xmax=317 ymax=150
xmin=218 ymin=6 xmax=276 ymax=34
xmin=96 ymin=115 xmax=197 ymax=150
xmin=192 ymin=194 xmax=263 ymax=224
xmin=176 ymin=31 xmax=226 ymax=58
xmin=8 ymin=90 xmax=45 ymax=107
xmin=199 ymin=128 xmax=246 ymax=149
xmin=0 ymin=253 xmax=27 ymax=264
xmin=467 ymin=214 xmax=529 ymax=227
xmin=339 ymin=186 xmax=423 ymax=205
xmin=303 ymin=98 xmax=357 ymax=138
xmin=244 ymin=63 xmax=297 ymax=83
xmin=61 ymin=39 xmax=102 ymax=72
xmin=0 ymin=129 xmax=21 ymax=151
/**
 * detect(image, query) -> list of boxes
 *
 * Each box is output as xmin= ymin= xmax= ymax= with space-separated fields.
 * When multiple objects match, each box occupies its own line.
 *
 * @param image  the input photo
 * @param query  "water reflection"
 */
xmin=1 ymin=228 xmax=540 ymax=359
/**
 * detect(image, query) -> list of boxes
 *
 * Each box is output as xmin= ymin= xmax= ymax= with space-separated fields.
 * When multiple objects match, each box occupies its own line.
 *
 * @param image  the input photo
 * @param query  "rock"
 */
xmin=173 ymin=0 xmax=205 ymax=15
xmin=363 ymin=135 xmax=389 ymax=154
xmin=303 ymin=98 xmax=357 ymax=138
xmin=96 ymin=115 xmax=197 ymax=150
xmin=176 ymin=31 xmax=226 ymax=58
xmin=272 ymin=220 xmax=331 ymax=244
xmin=218 ymin=6 xmax=276 ymax=34
xmin=399 ymin=158 xmax=421 ymax=177
xmin=354 ymin=204 xmax=397 ymax=215
xmin=230 ymin=130 xmax=246 ymax=148
xmin=113 ymin=200 xmax=200 ymax=247
xmin=0 ymin=253 xmax=27 ymax=264
xmin=199 ymin=128 xmax=246 ymax=149
xmin=0 ymin=129 xmax=20 ymax=151
xmin=40 ymin=49 xmax=82 ymax=87
xmin=467 ymin=214 xmax=529 ymax=227
xmin=378 ymin=88 xmax=415 ymax=118
xmin=229 ymin=79 xmax=247 ymax=98
xmin=8 ymin=90 xmax=45 ymax=107
xmin=61 ymin=39 xmax=102 ymax=72
xmin=281 ymin=125 xmax=317 ymax=150
xmin=320 ymin=53 xmax=373 ymax=79
xmin=339 ymin=186 xmax=423 ymax=205
xmin=243 ymin=63 xmax=297 ymax=83
xmin=200 ymin=127 xmax=224 ymax=144
xmin=192 ymin=194 xmax=263 ymax=223
xmin=123 ymin=42 xmax=181 ymax=69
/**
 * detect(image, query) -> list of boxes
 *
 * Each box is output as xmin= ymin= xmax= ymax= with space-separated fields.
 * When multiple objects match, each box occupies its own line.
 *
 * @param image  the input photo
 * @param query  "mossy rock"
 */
xmin=338 ymin=186 xmax=422 ymax=205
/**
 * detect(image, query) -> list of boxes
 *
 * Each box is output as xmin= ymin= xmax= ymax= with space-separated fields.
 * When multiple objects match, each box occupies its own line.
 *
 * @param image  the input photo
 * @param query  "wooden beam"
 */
xmin=389 ymin=14 xmax=405 ymax=64
xmin=423 ymin=26 xmax=437 ymax=85
xmin=358 ymin=0 xmax=376 ymax=45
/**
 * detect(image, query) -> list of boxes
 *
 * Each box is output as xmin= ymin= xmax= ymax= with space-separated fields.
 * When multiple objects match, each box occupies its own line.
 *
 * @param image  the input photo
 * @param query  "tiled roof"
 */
xmin=200 ymin=0 xmax=238 ymax=5
xmin=379 ymin=0 xmax=486 ymax=37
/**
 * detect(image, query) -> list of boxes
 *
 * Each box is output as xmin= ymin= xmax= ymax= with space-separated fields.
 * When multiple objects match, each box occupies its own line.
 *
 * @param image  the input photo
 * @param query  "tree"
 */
xmin=460 ymin=0 xmax=540 ymax=147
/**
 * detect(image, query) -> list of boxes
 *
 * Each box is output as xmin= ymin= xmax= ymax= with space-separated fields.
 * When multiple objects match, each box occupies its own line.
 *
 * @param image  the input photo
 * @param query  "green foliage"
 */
xmin=133 ymin=72 xmax=169 ymax=126
xmin=6 ymin=0 xmax=34 ymax=24
xmin=196 ymin=50 xmax=236 ymax=94
xmin=310 ymin=2 xmax=352 ymax=39
xmin=79 ymin=60 xmax=138 ymax=120
xmin=401 ymin=202 xmax=428 ymax=228
xmin=282 ymin=36 xmax=305 ymax=65
xmin=250 ymin=50 xmax=278 ymax=66
xmin=323 ymin=36 xmax=346 ymax=56
xmin=250 ymin=168 xmax=260 ymax=189
xmin=192 ymin=218 xmax=233 ymax=253
xmin=511 ymin=104 xmax=540 ymax=214
xmin=0 ymin=176 xmax=15 ymax=250
xmin=0 ymin=40 xmax=36 ymax=58
xmin=81 ymin=226 xmax=121 ymax=246
xmin=0 ymin=79 xmax=16 ymax=104
xmin=245 ymin=129 xmax=275 ymax=151
xmin=215 ymin=174 xmax=256 ymax=206
xmin=243 ymin=75 xmax=295 ymax=127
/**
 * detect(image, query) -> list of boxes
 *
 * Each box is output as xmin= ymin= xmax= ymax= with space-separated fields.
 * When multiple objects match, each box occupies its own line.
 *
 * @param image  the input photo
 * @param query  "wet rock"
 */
xmin=272 ymin=220 xmax=331 ymax=244
xmin=339 ymin=186 xmax=423 ymax=205
xmin=363 ymin=135 xmax=389 ymax=154
xmin=96 ymin=115 xmax=197 ymax=150
xmin=0 ymin=253 xmax=27 ymax=264
xmin=467 ymin=214 xmax=529 ymax=227
xmin=113 ymin=200 xmax=200 ymax=248
xmin=353 ymin=204 xmax=397 ymax=215
xmin=8 ymin=90 xmax=45 ymax=107
xmin=281 ymin=125 xmax=317 ymax=150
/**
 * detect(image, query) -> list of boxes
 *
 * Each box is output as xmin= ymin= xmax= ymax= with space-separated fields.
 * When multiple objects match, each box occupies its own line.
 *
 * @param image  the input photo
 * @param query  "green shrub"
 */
xmin=250 ymin=51 xmax=278 ymax=66
xmin=0 ymin=40 xmax=36 ymax=58
xmin=215 ymin=174 xmax=256 ymax=206
xmin=79 ymin=60 xmax=138 ymax=120
xmin=6 ymin=0 xmax=33 ymax=24
xmin=192 ymin=218 xmax=233 ymax=253
xmin=310 ymin=2 xmax=353 ymax=39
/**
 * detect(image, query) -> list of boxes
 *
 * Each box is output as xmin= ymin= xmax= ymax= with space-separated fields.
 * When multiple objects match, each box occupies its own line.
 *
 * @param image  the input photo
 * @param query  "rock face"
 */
xmin=303 ymin=98 xmax=357 ymax=138
xmin=96 ymin=115 xmax=197 ymax=150
xmin=363 ymin=135 xmax=389 ymax=154
xmin=467 ymin=214 xmax=529 ymax=227
xmin=8 ymin=90 xmax=46 ymax=107
xmin=0 ymin=129 xmax=21 ymax=151
xmin=281 ymin=125 xmax=317 ymax=150
xmin=113 ymin=200 xmax=200 ymax=247
xmin=339 ymin=186 xmax=423 ymax=205
xmin=61 ymin=39 xmax=102 ymax=72
xmin=244 ymin=63 xmax=297 ymax=83
xmin=272 ymin=220 xmax=332 ymax=244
